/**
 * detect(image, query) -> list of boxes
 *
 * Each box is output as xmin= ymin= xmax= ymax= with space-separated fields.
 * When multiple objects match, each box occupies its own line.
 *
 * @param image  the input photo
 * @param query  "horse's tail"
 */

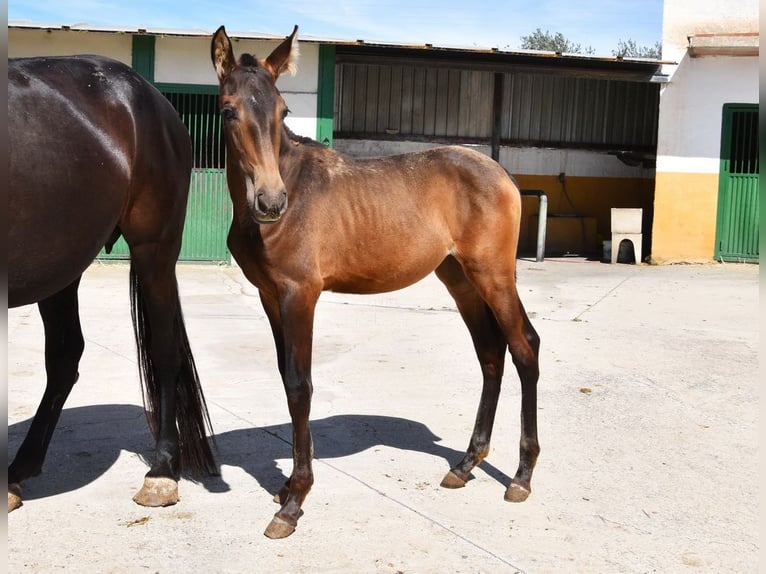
xmin=129 ymin=263 xmax=217 ymax=477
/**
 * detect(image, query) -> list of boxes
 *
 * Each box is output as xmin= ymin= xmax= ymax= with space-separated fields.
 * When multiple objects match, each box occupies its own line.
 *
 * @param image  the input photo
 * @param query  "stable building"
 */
xmin=8 ymin=1 xmax=759 ymax=264
xmin=652 ymin=0 xmax=759 ymax=263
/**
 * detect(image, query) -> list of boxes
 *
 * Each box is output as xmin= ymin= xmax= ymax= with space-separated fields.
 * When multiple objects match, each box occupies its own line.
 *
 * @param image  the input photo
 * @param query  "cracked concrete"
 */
xmin=7 ymin=259 xmax=759 ymax=573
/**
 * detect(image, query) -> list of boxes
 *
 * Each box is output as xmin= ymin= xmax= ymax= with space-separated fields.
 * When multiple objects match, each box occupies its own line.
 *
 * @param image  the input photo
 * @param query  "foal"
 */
xmin=211 ymin=25 xmax=540 ymax=539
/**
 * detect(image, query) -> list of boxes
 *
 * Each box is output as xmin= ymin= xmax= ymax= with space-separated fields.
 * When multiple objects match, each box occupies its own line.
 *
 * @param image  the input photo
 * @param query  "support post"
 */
xmin=521 ymin=189 xmax=548 ymax=262
xmin=491 ymin=72 xmax=504 ymax=162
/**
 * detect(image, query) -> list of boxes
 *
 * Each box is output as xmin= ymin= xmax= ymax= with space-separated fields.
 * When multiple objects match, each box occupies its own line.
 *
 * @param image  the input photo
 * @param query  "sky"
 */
xmin=7 ymin=0 xmax=663 ymax=57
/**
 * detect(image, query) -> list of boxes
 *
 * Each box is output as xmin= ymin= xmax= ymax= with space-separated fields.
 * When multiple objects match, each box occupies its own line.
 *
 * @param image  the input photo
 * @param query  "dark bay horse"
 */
xmin=211 ymin=25 xmax=540 ymax=539
xmin=8 ymin=55 xmax=216 ymax=513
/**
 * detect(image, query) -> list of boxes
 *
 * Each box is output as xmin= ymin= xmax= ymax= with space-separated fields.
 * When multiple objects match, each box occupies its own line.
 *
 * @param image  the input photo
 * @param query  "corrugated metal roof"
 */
xmin=8 ymin=19 xmax=673 ymax=65
xmin=9 ymin=19 xmax=283 ymax=40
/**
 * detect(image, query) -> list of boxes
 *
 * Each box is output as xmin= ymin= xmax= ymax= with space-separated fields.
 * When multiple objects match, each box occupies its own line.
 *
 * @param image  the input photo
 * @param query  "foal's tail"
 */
xmin=129 ymin=264 xmax=217 ymax=477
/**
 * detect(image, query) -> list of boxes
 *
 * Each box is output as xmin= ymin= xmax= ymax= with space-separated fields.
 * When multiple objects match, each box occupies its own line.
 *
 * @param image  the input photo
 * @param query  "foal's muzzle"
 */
xmin=254 ymin=189 xmax=287 ymax=223
xmin=246 ymin=177 xmax=288 ymax=223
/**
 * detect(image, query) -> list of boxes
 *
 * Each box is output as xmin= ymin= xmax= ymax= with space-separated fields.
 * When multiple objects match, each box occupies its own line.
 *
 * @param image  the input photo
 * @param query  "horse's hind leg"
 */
xmin=504 ymin=304 xmax=540 ymax=502
xmin=459 ymin=260 xmax=541 ymax=502
xmin=129 ymin=250 xmax=181 ymax=506
xmin=8 ymin=277 xmax=84 ymax=512
xmin=127 ymin=242 xmax=215 ymax=508
xmin=435 ymin=257 xmax=508 ymax=489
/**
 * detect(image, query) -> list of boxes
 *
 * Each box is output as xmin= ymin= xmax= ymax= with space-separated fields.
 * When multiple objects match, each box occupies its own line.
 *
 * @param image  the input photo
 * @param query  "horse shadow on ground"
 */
xmin=8 ymin=404 xmax=511 ymax=503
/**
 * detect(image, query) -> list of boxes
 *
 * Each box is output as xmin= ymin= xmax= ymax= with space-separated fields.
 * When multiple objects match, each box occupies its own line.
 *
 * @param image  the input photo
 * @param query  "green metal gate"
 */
xmin=99 ymin=88 xmax=231 ymax=262
xmin=715 ymin=103 xmax=759 ymax=262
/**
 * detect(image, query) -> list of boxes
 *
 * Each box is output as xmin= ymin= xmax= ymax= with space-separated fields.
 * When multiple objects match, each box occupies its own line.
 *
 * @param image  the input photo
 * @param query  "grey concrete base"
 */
xmin=7 ymin=259 xmax=759 ymax=573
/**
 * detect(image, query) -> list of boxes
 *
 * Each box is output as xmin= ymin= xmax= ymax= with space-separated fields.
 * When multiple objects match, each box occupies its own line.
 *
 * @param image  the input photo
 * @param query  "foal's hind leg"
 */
xmin=8 ymin=277 xmax=84 ymax=512
xmin=460 ymin=262 xmax=541 ymax=502
xmin=435 ymin=257 xmax=508 ymax=489
xmin=503 ymin=306 xmax=540 ymax=502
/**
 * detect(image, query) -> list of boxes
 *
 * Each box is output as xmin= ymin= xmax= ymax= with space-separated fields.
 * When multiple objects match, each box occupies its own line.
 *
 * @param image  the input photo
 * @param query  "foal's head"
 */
xmin=211 ymin=25 xmax=299 ymax=224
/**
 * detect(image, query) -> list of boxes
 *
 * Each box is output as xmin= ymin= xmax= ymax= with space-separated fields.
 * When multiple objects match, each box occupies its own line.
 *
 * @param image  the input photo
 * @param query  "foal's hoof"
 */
xmin=504 ymin=482 xmax=530 ymax=502
xmin=264 ymin=516 xmax=296 ymax=539
xmin=440 ymin=470 xmax=467 ymax=489
xmin=8 ymin=483 xmax=23 ymax=513
xmin=132 ymin=477 xmax=179 ymax=507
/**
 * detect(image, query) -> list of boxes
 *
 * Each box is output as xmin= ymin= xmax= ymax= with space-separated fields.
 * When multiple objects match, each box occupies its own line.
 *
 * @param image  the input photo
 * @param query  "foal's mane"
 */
xmin=284 ymin=123 xmax=325 ymax=149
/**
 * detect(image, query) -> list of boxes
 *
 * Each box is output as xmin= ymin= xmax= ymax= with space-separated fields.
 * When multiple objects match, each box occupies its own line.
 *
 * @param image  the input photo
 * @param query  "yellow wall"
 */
xmin=651 ymin=172 xmax=719 ymax=263
xmin=514 ymin=175 xmax=655 ymax=258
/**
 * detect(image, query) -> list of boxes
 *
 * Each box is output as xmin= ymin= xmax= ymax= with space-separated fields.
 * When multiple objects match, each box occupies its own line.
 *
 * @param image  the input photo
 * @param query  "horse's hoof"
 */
xmin=264 ymin=516 xmax=296 ymax=539
xmin=504 ymin=482 xmax=530 ymax=502
xmin=440 ymin=470 xmax=467 ymax=489
xmin=132 ymin=477 xmax=179 ymax=507
xmin=8 ymin=483 xmax=23 ymax=513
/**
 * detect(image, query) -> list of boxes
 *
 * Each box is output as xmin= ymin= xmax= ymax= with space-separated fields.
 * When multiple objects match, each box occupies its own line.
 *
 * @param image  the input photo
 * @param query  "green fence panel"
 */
xmin=98 ymin=169 xmax=230 ymax=262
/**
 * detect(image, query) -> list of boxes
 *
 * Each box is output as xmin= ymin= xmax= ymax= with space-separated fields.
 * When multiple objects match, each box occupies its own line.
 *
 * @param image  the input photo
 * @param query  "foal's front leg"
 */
xmin=263 ymin=286 xmax=320 ymax=539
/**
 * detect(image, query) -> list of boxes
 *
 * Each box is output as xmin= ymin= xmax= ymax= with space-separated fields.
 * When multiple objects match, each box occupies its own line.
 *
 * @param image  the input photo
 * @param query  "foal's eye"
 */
xmin=282 ymin=107 xmax=291 ymax=119
xmin=221 ymin=106 xmax=237 ymax=121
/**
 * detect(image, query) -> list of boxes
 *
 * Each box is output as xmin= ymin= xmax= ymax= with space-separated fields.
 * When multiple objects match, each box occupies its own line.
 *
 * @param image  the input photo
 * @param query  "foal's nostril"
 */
xmin=256 ymin=193 xmax=271 ymax=214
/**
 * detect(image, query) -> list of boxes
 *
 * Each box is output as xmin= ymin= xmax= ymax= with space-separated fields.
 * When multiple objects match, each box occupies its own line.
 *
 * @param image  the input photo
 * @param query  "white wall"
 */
xmin=154 ymin=35 xmax=318 ymax=90
xmin=8 ymin=28 xmax=132 ymax=63
xmin=334 ymin=139 xmax=654 ymax=179
xmin=656 ymin=55 xmax=758 ymax=173
xmin=662 ymin=0 xmax=759 ymax=63
xmin=155 ymin=35 xmax=215 ymax=85
xmin=154 ymin=35 xmax=319 ymax=138
xmin=657 ymin=0 xmax=759 ymax=173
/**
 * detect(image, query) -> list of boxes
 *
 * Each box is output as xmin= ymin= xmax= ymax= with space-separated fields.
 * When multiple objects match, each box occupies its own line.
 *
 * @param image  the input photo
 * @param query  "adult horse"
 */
xmin=211 ymin=25 xmax=540 ymax=539
xmin=8 ymin=55 xmax=216 ymax=513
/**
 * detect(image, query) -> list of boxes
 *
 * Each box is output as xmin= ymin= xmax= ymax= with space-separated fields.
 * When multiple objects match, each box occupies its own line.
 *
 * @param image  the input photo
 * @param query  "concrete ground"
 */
xmin=7 ymin=259 xmax=759 ymax=573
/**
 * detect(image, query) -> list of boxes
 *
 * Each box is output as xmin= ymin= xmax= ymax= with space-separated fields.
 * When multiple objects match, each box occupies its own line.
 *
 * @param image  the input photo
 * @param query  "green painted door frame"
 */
xmin=714 ymin=103 xmax=759 ymax=262
xmin=316 ymin=44 xmax=336 ymax=146
xmin=131 ymin=35 xmax=155 ymax=82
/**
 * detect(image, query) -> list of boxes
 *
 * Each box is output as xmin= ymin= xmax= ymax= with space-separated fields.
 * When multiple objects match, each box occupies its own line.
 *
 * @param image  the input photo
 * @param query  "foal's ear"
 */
xmin=211 ymin=25 xmax=236 ymax=80
xmin=263 ymin=25 xmax=299 ymax=80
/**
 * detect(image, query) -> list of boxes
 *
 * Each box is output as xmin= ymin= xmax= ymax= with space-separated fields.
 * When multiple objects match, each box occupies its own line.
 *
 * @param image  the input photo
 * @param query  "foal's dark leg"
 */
xmin=504 ymin=307 xmax=540 ymax=501
xmin=463 ymin=265 xmax=541 ymax=502
xmin=258 ymin=291 xmax=292 ymax=504
xmin=435 ymin=257 xmax=507 ymax=488
xmin=262 ymin=286 xmax=320 ymax=539
xmin=8 ymin=277 xmax=84 ymax=512
xmin=259 ymin=291 xmax=287 ymax=378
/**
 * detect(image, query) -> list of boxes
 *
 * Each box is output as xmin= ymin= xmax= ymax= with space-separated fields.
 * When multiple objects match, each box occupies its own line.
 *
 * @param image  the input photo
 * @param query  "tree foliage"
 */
xmin=613 ymin=39 xmax=662 ymax=59
xmin=519 ymin=28 xmax=662 ymax=59
xmin=520 ymin=28 xmax=595 ymax=55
